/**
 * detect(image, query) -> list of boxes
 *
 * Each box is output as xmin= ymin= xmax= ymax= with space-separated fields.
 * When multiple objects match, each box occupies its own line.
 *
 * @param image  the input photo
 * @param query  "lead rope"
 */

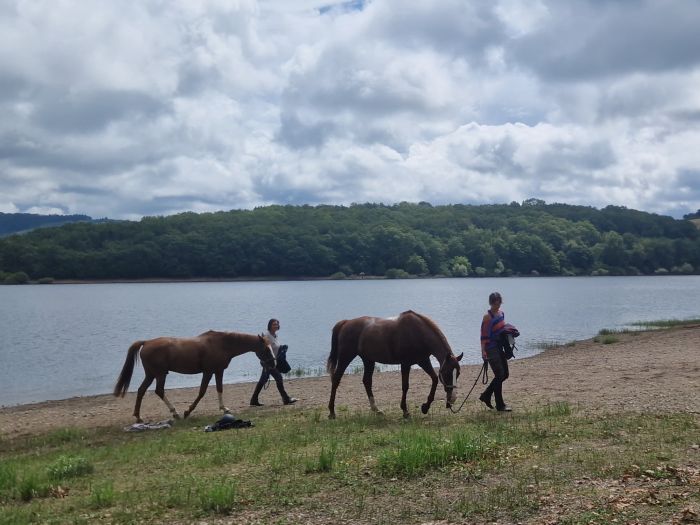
xmin=447 ymin=362 xmax=489 ymax=414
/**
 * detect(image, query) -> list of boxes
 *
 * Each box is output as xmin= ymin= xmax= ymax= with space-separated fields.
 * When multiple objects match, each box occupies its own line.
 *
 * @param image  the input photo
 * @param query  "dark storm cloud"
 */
xmin=32 ymin=89 xmax=170 ymax=134
xmin=510 ymin=0 xmax=700 ymax=81
xmin=277 ymin=112 xmax=337 ymax=149
xmin=368 ymin=1 xmax=506 ymax=60
xmin=0 ymin=129 xmax=162 ymax=174
xmin=534 ymin=140 xmax=617 ymax=178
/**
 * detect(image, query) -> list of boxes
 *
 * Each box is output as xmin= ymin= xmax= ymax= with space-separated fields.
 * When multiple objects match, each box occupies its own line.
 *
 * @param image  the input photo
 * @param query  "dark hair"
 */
xmin=488 ymin=292 xmax=502 ymax=305
xmin=267 ymin=318 xmax=279 ymax=331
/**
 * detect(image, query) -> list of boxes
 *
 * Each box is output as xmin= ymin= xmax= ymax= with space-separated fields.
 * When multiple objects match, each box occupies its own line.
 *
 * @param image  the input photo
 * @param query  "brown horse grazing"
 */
xmin=114 ymin=330 xmax=274 ymax=422
xmin=326 ymin=310 xmax=463 ymax=419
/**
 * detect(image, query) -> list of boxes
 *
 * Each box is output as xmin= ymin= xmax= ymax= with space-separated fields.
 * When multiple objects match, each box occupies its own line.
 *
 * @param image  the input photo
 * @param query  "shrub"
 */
xmin=329 ymin=272 xmax=347 ymax=280
xmin=3 ymin=272 xmax=30 ymax=285
xmin=385 ymin=268 xmax=410 ymax=279
xmin=47 ymin=455 xmax=94 ymax=480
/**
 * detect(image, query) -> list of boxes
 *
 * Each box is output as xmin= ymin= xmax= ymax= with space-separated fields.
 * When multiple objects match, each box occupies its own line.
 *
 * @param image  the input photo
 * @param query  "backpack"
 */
xmin=276 ymin=345 xmax=291 ymax=374
xmin=204 ymin=414 xmax=253 ymax=432
xmin=500 ymin=324 xmax=520 ymax=360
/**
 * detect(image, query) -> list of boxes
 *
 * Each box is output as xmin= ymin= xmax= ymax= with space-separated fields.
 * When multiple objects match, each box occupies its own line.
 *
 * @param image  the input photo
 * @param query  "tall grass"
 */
xmin=377 ymin=429 xmax=494 ymax=477
xmin=47 ymin=455 xmax=94 ymax=480
xmin=630 ymin=317 xmax=700 ymax=329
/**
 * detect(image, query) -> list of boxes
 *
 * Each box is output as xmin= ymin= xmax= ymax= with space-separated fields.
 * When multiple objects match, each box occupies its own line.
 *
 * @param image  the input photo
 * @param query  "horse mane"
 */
xmin=198 ymin=330 xmax=257 ymax=342
xmin=400 ymin=310 xmax=454 ymax=356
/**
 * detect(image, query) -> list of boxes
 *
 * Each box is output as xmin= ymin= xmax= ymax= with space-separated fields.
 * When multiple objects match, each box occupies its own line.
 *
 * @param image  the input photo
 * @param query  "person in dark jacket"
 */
xmin=250 ymin=318 xmax=297 ymax=406
xmin=478 ymin=292 xmax=512 ymax=412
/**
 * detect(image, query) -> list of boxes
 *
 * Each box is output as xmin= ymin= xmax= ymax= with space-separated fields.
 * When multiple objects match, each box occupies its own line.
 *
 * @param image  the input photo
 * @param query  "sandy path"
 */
xmin=1 ymin=325 xmax=698 ymax=438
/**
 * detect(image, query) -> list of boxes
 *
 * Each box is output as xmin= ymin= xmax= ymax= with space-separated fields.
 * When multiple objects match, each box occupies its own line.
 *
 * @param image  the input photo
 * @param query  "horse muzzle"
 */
xmin=446 ymin=388 xmax=457 ymax=405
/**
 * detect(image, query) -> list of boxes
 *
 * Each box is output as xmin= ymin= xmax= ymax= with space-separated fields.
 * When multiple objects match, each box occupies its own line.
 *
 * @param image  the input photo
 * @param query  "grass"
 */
xmin=0 ymin=404 xmax=698 ymax=524
xmin=630 ymin=317 xmax=700 ymax=329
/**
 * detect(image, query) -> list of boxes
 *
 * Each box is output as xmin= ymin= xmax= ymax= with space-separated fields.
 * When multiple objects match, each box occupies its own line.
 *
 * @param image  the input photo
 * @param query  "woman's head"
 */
xmin=267 ymin=318 xmax=280 ymax=331
xmin=488 ymin=292 xmax=502 ymax=306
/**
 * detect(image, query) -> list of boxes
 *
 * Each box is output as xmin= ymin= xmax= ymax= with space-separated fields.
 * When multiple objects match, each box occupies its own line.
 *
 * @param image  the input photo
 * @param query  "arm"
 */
xmin=480 ymin=313 xmax=490 ymax=360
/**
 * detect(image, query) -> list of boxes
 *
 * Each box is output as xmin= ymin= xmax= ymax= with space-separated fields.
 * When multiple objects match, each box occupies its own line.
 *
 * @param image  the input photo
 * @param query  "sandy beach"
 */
xmin=1 ymin=324 xmax=698 ymax=438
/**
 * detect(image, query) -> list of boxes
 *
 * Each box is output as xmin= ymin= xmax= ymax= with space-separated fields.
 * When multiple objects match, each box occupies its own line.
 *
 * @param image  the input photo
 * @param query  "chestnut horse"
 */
xmin=114 ymin=330 xmax=274 ymax=422
xmin=326 ymin=310 xmax=463 ymax=419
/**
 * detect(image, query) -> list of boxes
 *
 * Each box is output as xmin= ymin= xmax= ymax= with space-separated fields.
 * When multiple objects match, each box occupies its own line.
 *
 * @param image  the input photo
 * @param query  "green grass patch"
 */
xmin=47 ymin=455 xmax=94 ymax=480
xmin=0 ymin=404 xmax=698 ymax=524
xmin=630 ymin=317 xmax=700 ymax=329
xmin=594 ymin=334 xmax=619 ymax=344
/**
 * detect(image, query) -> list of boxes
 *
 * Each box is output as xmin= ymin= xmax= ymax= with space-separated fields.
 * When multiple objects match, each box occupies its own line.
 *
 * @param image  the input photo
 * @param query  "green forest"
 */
xmin=1 ymin=200 xmax=699 ymax=283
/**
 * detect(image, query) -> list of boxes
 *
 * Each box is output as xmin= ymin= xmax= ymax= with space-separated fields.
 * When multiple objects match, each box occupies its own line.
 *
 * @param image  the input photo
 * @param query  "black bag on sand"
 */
xmin=276 ymin=345 xmax=292 ymax=374
xmin=205 ymin=414 xmax=253 ymax=432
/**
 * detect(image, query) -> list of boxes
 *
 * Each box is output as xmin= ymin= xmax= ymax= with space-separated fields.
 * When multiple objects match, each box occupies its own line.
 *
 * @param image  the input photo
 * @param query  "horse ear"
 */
xmin=456 ymin=352 xmax=463 ymax=361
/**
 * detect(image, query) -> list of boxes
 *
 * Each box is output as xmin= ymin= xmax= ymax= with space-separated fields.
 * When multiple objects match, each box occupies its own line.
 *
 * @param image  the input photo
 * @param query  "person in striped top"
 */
xmin=479 ymin=292 xmax=512 ymax=412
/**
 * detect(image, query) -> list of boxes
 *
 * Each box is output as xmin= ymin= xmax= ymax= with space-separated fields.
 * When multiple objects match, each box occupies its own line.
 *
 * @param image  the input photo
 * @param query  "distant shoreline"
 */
xmin=17 ymin=273 xmax=700 ymax=285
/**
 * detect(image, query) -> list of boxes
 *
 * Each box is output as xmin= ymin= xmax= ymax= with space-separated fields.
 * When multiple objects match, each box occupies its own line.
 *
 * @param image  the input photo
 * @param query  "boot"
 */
xmin=250 ymin=380 xmax=264 ymax=406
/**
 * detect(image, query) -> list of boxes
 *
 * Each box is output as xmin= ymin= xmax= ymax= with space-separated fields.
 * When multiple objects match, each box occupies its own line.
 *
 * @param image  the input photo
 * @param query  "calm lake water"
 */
xmin=2 ymin=276 xmax=700 ymax=407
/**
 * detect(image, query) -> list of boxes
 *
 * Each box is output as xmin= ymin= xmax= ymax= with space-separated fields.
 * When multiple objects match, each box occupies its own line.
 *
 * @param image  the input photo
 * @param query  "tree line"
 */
xmin=1 ymin=200 xmax=699 ymax=283
xmin=0 ymin=212 xmax=94 ymax=237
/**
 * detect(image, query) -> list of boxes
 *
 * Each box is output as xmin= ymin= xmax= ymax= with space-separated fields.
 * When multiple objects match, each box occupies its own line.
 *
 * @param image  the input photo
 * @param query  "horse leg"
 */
xmin=400 ymin=363 xmax=411 ymax=419
xmin=417 ymin=357 xmax=439 ymax=414
xmin=134 ymin=374 xmax=155 ymax=423
xmin=154 ymin=374 xmax=180 ymax=420
xmin=361 ymin=358 xmax=383 ymax=415
xmin=213 ymin=370 xmax=230 ymax=414
xmin=184 ymin=372 xmax=213 ymax=419
xmin=328 ymin=353 xmax=356 ymax=420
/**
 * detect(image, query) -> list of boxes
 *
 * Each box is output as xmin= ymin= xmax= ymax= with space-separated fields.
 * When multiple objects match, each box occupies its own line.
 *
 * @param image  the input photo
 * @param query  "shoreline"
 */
xmin=1 ymin=324 xmax=699 ymax=438
xmin=14 ymin=274 xmax=699 ymax=286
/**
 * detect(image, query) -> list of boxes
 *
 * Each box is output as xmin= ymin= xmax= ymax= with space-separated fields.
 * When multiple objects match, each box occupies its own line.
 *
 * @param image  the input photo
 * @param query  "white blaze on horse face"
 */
xmin=452 ymin=368 xmax=458 ymax=387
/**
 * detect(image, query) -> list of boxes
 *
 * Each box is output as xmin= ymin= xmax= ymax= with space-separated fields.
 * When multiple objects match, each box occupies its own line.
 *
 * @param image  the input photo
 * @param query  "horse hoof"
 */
xmin=421 ymin=403 xmax=430 ymax=414
xmin=373 ymin=410 xmax=384 ymax=416
xmin=174 ymin=413 xmax=182 ymax=420
xmin=328 ymin=413 xmax=336 ymax=420
xmin=403 ymin=412 xmax=411 ymax=419
xmin=223 ymin=409 xmax=231 ymax=414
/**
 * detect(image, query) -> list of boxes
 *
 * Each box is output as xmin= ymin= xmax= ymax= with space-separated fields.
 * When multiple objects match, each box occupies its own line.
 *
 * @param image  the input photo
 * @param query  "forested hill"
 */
xmin=0 ymin=200 xmax=698 ymax=282
xmin=0 ymin=212 xmax=93 ymax=236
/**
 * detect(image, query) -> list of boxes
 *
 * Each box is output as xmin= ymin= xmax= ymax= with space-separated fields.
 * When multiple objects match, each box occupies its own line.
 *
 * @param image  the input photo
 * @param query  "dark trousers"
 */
xmin=251 ymin=368 xmax=291 ymax=403
xmin=482 ymin=351 xmax=510 ymax=410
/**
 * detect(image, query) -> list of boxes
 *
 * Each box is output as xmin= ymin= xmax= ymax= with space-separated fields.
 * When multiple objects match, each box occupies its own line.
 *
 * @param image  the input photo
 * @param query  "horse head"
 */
xmin=439 ymin=352 xmax=463 ymax=406
xmin=256 ymin=334 xmax=276 ymax=371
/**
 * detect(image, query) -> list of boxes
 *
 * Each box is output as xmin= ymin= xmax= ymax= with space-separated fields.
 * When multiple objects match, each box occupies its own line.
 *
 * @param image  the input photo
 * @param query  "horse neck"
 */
xmin=413 ymin=315 xmax=452 ymax=364
xmin=430 ymin=342 xmax=451 ymax=364
xmin=217 ymin=332 xmax=259 ymax=357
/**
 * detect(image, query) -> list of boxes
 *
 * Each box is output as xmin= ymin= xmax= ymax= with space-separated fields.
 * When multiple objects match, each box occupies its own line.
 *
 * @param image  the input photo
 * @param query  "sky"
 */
xmin=1 ymin=0 xmax=700 ymax=220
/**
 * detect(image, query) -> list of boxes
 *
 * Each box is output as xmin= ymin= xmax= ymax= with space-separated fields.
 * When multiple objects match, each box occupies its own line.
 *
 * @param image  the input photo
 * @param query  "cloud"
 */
xmin=0 ymin=0 xmax=699 ymax=219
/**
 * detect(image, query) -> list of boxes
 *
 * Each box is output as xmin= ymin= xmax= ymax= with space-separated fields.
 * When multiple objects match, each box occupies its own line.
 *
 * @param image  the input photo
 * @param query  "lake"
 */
xmin=2 ymin=276 xmax=700 ymax=407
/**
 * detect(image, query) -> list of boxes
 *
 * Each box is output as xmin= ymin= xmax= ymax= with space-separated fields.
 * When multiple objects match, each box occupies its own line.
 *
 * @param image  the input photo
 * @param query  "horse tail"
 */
xmin=327 ymin=320 xmax=346 ymax=375
xmin=113 ymin=341 xmax=144 ymax=397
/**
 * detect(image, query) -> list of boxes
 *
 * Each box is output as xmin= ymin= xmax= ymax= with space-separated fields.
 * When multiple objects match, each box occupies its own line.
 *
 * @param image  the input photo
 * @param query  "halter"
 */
xmin=447 ymin=362 xmax=489 ymax=413
xmin=438 ymin=355 xmax=458 ymax=392
xmin=255 ymin=345 xmax=276 ymax=371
